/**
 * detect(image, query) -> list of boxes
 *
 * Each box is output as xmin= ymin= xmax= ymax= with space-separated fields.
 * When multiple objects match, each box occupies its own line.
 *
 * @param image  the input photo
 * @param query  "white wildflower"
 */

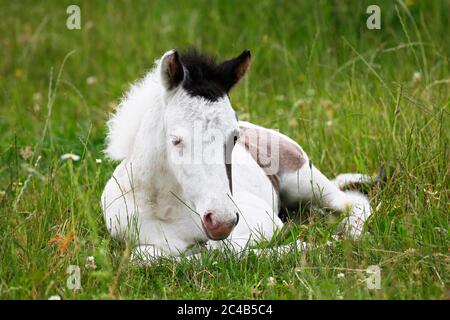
xmin=337 ymin=273 xmax=345 ymax=279
xmin=20 ymin=145 xmax=33 ymax=160
xmin=95 ymin=158 xmax=102 ymax=164
xmin=412 ymin=71 xmax=421 ymax=83
xmin=48 ymin=295 xmax=61 ymax=300
xmin=433 ymin=227 xmax=446 ymax=234
xmin=61 ymin=153 xmax=80 ymax=161
xmin=86 ymin=76 xmax=97 ymax=85
xmin=267 ymin=276 xmax=276 ymax=287
xmin=331 ymin=235 xmax=340 ymax=241
xmin=85 ymin=256 xmax=97 ymax=270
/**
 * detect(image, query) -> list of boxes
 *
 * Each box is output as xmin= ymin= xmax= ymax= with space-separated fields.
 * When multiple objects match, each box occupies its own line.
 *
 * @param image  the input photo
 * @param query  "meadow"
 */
xmin=0 ymin=0 xmax=448 ymax=299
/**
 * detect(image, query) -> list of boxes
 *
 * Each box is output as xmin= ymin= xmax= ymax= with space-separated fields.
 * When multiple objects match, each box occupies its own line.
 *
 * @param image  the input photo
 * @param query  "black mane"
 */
xmin=179 ymin=49 xmax=229 ymax=101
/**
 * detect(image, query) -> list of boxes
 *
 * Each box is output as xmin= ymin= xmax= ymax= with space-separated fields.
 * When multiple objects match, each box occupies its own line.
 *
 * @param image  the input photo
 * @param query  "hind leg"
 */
xmin=332 ymin=173 xmax=373 ymax=190
xmin=280 ymin=163 xmax=372 ymax=239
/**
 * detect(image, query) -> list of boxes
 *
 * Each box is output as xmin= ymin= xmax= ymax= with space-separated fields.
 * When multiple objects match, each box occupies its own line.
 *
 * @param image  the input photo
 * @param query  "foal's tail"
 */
xmin=332 ymin=164 xmax=391 ymax=194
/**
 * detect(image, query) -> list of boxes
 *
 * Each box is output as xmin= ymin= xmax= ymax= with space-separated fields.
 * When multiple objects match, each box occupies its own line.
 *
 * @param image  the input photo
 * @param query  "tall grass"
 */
xmin=0 ymin=0 xmax=448 ymax=299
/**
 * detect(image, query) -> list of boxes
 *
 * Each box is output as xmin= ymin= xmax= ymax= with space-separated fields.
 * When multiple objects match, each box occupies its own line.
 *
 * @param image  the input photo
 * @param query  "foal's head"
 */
xmin=159 ymin=49 xmax=251 ymax=241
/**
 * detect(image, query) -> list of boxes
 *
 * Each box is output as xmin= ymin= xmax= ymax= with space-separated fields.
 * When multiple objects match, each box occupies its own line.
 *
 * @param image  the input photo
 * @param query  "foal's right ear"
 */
xmin=160 ymin=50 xmax=184 ymax=90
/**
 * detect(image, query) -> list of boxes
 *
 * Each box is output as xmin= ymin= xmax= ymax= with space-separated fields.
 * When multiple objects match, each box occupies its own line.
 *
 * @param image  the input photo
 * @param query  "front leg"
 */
xmin=205 ymin=193 xmax=312 ymax=256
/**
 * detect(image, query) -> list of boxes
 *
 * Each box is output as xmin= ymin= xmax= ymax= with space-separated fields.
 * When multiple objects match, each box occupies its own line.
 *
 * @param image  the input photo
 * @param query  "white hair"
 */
xmin=105 ymin=58 xmax=165 ymax=160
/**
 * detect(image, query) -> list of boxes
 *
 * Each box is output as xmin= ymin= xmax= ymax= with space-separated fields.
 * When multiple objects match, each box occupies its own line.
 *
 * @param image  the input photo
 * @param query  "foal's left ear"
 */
xmin=160 ymin=50 xmax=184 ymax=90
xmin=219 ymin=50 xmax=251 ymax=92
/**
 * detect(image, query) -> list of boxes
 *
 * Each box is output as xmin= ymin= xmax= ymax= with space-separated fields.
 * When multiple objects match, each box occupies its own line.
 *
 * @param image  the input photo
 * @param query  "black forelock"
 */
xmin=179 ymin=49 xmax=228 ymax=101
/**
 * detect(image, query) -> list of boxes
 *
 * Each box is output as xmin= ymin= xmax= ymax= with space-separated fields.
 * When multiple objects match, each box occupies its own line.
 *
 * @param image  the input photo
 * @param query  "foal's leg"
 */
xmin=280 ymin=163 xmax=372 ymax=239
xmin=332 ymin=173 xmax=374 ymax=191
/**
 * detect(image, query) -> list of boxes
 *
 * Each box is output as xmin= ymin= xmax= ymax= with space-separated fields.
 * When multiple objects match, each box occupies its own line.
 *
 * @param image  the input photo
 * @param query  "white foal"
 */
xmin=208 ymin=121 xmax=373 ymax=252
xmin=101 ymin=49 xmax=374 ymax=263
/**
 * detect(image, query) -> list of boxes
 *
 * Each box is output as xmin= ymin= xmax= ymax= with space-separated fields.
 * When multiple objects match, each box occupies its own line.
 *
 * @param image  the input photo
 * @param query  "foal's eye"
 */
xmin=171 ymin=136 xmax=183 ymax=147
xmin=233 ymin=131 xmax=240 ymax=145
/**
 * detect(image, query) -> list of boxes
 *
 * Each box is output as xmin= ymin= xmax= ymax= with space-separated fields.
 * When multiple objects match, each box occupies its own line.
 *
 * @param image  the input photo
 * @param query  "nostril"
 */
xmin=203 ymin=211 xmax=214 ymax=227
xmin=234 ymin=212 xmax=239 ymax=226
xmin=202 ymin=210 xmax=236 ymax=240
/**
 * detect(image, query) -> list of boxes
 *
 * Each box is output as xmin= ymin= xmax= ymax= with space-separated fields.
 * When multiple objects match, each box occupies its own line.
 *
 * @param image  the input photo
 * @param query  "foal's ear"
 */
xmin=219 ymin=50 xmax=251 ymax=92
xmin=160 ymin=50 xmax=184 ymax=90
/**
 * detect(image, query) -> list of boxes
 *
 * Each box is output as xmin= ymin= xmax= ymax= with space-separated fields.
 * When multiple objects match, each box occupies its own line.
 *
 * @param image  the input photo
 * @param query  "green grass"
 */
xmin=0 ymin=0 xmax=448 ymax=299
